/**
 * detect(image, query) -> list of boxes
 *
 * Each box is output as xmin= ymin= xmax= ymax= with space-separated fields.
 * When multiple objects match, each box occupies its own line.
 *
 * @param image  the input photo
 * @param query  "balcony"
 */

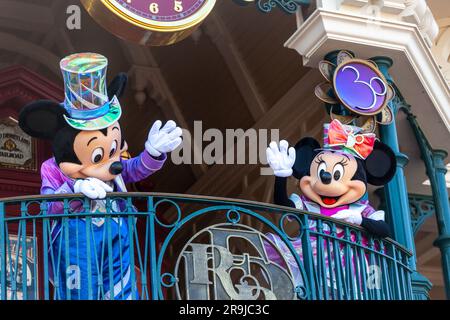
xmin=0 ymin=193 xmax=413 ymax=300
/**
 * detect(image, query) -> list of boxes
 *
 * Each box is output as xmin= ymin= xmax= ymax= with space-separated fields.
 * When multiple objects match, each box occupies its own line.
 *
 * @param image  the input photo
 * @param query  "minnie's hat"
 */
xmin=60 ymin=53 xmax=122 ymax=131
xmin=323 ymin=119 xmax=376 ymax=160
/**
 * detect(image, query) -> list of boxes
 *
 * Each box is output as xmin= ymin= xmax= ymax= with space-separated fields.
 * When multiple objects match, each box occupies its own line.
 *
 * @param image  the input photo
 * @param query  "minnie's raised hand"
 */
xmin=266 ymin=140 xmax=296 ymax=177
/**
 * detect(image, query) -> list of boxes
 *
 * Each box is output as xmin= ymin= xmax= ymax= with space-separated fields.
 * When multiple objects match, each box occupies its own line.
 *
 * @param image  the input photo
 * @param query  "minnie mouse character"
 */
xmin=264 ymin=120 xmax=396 ymax=285
xmin=267 ymin=120 xmax=396 ymax=236
xmin=19 ymin=53 xmax=182 ymax=300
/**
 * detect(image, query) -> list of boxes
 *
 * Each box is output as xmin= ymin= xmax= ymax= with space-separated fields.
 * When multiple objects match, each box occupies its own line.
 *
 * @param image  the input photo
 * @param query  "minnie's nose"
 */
xmin=320 ymin=171 xmax=332 ymax=184
xmin=109 ymin=161 xmax=123 ymax=175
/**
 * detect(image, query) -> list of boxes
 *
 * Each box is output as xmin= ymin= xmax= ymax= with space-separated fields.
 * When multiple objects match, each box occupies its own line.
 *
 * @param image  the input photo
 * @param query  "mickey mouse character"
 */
xmin=264 ymin=120 xmax=396 ymax=285
xmin=19 ymin=53 xmax=182 ymax=300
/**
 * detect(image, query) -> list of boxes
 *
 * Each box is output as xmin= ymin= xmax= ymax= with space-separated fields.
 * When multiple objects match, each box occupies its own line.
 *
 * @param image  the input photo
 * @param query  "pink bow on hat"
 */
xmin=327 ymin=120 xmax=376 ymax=159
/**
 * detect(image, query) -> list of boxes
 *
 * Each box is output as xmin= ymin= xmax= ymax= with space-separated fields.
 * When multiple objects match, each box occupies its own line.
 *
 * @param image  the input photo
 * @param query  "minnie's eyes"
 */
xmin=91 ymin=148 xmax=104 ymax=164
xmin=317 ymin=162 xmax=327 ymax=176
xmin=333 ymin=163 xmax=344 ymax=181
xmin=110 ymin=140 xmax=118 ymax=158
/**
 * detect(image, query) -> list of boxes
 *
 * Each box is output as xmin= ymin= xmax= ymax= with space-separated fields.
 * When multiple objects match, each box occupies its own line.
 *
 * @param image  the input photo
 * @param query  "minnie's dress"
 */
xmin=264 ymin=193 xmax=385 ymax=293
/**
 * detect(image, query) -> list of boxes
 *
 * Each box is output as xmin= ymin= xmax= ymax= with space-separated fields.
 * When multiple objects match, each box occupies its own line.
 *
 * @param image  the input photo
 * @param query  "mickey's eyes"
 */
xmin=317 ymin=162 xmax=327 ymax=177
xmin=109 ymin=140 xmax=118 ymax=158
xmin=91 ymin=148 xmax=104 ymax=164
xmin=333 ymin=163 xmax=344 ymax=181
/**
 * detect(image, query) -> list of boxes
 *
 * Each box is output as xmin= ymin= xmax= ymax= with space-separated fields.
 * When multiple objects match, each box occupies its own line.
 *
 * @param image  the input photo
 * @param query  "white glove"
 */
xmin=266 ymin=140 xmax=296 ymax=177
xmin=145 ymin=120 xmax=183 ymax=157
xmin=74 ymin=177 xmax=113 ymax=200
xmin=331 ymin=209 xmax=363 ymax=226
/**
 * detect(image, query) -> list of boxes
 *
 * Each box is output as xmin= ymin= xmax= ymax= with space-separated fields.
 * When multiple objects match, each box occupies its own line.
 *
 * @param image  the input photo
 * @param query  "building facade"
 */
xmin=0 ymin=0 xmax=449 ymax=300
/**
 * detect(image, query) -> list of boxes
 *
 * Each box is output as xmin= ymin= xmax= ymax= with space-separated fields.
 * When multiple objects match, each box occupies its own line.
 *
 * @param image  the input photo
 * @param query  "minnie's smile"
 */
xmin=320 ymin=195 xmax=341 ymax=206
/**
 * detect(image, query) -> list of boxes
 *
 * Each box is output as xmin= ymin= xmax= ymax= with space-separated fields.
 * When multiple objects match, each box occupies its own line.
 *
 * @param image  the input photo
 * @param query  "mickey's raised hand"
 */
xmin=266 ymin=140 xmax=296 ymax=177
xmin=145 ymin=120 xmax=183 ymax=157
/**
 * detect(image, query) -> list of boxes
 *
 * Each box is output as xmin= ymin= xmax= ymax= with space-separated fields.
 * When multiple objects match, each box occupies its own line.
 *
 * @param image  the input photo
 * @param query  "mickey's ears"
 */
xmin=365 ymin=141 xmax=397 ymax=186
xmin=108 ymin=73 xmax=128 ymax=100
xmin=19 ymin=100 xmax=68 ymax=140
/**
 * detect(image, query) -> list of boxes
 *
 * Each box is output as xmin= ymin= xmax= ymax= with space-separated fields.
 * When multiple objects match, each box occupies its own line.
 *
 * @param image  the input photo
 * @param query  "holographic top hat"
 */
xmin=60 ymin=53 xmax=121 ymax=131
xmin=323 ymin=119 xmax=376 ymax=160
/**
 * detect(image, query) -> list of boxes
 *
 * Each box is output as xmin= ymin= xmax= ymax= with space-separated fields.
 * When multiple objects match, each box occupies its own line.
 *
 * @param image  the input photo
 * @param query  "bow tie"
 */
xmin=327 ymin=120 xmax=376 ymax=159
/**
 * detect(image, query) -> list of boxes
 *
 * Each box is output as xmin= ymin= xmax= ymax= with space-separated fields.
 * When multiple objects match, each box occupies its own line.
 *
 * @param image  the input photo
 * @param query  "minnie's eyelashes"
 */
xmin=338 ymin=157 xmax=349 ymax=166
xmin=314 ymin=154 xmax=325 ymax=164
xmin=314 ymin=155 xmax=348 ymax=167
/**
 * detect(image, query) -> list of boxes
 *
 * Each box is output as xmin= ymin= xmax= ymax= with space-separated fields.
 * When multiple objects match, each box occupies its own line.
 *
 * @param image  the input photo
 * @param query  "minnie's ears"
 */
xmin=19 ymin=100 xmax=68 ymax=140
xmin=292 ymin=137 xmax=321 ymax=179
xmin=108 ymin=73 xmax=128 ymax=100
xmin=365 ymin=141 xmax=397 ymax=186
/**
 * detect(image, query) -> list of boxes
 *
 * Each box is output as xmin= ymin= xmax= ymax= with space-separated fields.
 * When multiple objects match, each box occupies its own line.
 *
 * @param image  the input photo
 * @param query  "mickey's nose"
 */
xmin=109 ymin=161 xmax=123 ymax=175
xmin=319 ymin=171 xmax=332 ymax=185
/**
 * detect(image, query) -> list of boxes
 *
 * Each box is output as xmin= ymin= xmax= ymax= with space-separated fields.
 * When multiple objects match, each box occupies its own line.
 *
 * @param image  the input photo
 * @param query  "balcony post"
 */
xmin=404 ymin=105 xmax=450 ymax=298
xmin=371 ymin=56 xmax=431 ymax=300
xmin=431 ymin=150 xmax=450 ymax=298
xmin=148 ymin=196 xmax=159 ymax=300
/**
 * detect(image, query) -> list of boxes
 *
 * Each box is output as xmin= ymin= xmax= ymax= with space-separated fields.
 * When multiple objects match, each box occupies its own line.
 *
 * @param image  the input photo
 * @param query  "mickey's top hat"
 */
xmin=60 ymin=52 xmax=121 ymax=131
xmin=323 ymin=119 xmax=376 ymax=159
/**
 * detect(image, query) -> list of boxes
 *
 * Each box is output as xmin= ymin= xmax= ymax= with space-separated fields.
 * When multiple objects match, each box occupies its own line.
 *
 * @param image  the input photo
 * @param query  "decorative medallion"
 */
xmin=235 ymin=0 xmax=308 ymax=14
xmin=315 ymin=51 xmax=395 ymax=132
xmin=80 ymin=0 xmax=216 ymax=46
xmin=174 ymin=223 xmax=301 ymax=300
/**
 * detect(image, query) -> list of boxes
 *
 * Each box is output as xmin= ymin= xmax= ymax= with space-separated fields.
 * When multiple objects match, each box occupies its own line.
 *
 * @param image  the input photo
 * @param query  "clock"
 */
xmin=81 ymin=0 xmax=216 ymax=46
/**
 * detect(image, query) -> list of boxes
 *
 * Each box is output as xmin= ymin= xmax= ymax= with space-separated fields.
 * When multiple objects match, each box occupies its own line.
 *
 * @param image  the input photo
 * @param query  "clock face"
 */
xmin=105 ymin=0 xmax=215 ymax=30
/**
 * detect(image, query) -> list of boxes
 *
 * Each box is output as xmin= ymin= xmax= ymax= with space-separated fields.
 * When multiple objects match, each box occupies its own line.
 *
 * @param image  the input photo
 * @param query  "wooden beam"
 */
xmin=419 ymin=217 xmax=439 ymax=233
xmin=14 ymin=28 xmax=58 ymax=69
xmin=416 ymin=232 xmax=438 ymax=254
xmin=119 ymin=42 xmax=207 ymax=178
xmin=238 ymin=119 xmax=322 ymax=201
xmin=204 ymin=12 xmax=268 ymax=121
xmin=185 ymin=69 xmax=324 ymax=197
xmin=0 ymin=1 xmax=54 ymax=33
xmin=419 ymin=266 xmax=444 ymax=286
xmin=418 ymin=247 xmax=441 ymax=265
xmin=55 ymin=30 xmax=76 ymax=55
xmin=0 ymin=32 xmax=60 ymax=76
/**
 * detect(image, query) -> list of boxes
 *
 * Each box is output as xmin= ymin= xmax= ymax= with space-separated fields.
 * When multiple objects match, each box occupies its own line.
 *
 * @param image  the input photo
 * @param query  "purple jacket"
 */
xmin=41 ymin=151 xmax=167 ymax=215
